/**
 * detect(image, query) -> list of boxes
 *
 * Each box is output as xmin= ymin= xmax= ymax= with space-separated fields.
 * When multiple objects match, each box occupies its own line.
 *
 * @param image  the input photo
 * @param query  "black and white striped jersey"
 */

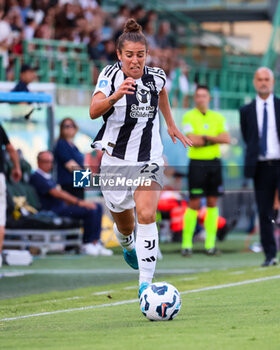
xmin=91 ymin=62 xmax=166 ymax=162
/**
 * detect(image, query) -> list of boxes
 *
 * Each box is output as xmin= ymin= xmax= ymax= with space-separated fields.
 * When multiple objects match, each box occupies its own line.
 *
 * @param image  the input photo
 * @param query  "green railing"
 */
xmin=262 ymin=0 xmax=280 ymax=70
xmin=102 ymin=0 xmax=268 ymax=12
xmin=169 ymin=65 xmax=280 ymax=109
xmin=22 ymin=39 xmax=93 ymax=86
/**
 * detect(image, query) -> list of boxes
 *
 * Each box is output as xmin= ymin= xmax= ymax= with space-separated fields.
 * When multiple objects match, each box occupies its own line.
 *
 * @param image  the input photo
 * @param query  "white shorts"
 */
xmin=0 ymin=173 xmax=7 ymax=227
xmin=100 ymin=152 xmax=165 ymax=213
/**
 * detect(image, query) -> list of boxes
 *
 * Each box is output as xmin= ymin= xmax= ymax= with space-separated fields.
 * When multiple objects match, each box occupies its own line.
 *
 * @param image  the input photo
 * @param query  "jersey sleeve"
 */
xmin=181 ymin=112 xmax=193 ymax=134
xmin=153 ymin=67 xmax=167 ymax=92
xmin=0 ymin=125 xmax=10 ymax=145
xmin=92 ymin=65 xmax=112 ymax=97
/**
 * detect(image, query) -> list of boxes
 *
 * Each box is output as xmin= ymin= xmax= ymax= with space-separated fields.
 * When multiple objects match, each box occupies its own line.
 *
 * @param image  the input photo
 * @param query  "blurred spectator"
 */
xmin=73 ymin=15 xmax=90 ymax=44
xmin=143 ymin=21 xmax=158 ymax=51
xmin=0 ymin=6 xmax=13 ymax=70
xmin=155 ymin=21 xmax=174 ymax=49
xmin=169 ymin=60 xmax=190 ymax=108
xmin=141 ymin=9 xmax=158 ymax=28
xmin=0 ymin=123 xmax=22 ymax=267
xmin=5 ymin=0 xmax=21 ymax=15
xmin=32 ymin=0 xmax=54 ymax=14
xmin=19 ymin=0 xmax=32 ymax=24
xmin=131 ymin=4 xmax=146 ymax=26
xmin=7 ymin=7 xmax=23 ymax=33
xmin=30 ymin=150 xmax=113 ymax=256
xmin=80 ymin=0 xmax=105 ymax=31
xmin=54 ymin=2 xmax=80 ymax=39
xmin=34 ymin=22 xmax=53 ymax=40
xmin=113 ymin=4 xmax=130 ymax=34
xmin=53 ymin=117 xmax=85 ymax=200
xmin=101 ymin=39 xmax=117 ymax=62
xmin=23 ymin=10 xmax=37 ymax=40
xmin=87 ymin=31 xmax=102 ymax=60
xmin=11 ymin=63 xmax=36 ymax=91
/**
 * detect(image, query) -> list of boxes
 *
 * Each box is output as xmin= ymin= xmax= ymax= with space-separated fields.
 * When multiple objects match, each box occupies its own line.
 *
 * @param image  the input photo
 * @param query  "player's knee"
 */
xmin=117 ymin=223 xmax=135 ymax=236
xmin=137 ymin=208 xmax=156 ymax=224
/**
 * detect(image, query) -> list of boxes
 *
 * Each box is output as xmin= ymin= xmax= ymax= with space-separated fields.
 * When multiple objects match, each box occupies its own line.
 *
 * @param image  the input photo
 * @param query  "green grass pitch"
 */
xmin=0 ymin=235 xmax=280 ymax=350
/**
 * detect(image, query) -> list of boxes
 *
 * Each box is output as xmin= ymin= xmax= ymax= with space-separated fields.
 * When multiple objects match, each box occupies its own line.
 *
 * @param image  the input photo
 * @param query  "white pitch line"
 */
xmin=123 ymin=286 xmax=138 ymax=290
xmin=0 ymin=299 xmax=139 ymax=322
xmin=179 ymin=277 xmax=198 ymax=281
xmin=1 ymin=272 xmax=26 ymax=277
xmin=1 ymin=274 xmax=280 ymax=322
xmin=91 ymin=291 xmax=113 ymax=296
xmin=229 ymin=271 xmax=245 ymax=275
xmin=180 ymin=275 xmax=280 ymax=295
xmin=65 ymin=296 xmax=83 ymax=301
xmin=4 ymin=291 xmax=114 ymax=308
xmin=0 ymin=268 xmax=199 ymax=275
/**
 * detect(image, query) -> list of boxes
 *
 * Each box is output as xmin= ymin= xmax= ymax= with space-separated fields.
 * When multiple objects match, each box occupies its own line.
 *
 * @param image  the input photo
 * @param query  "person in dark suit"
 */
xmin=240 ymin=67 xmax=280 ymax=266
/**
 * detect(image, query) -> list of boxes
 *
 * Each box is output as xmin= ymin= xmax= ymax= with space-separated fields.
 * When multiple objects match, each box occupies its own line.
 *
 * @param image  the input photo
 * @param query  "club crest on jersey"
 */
xmin=136 ymin=85 xmax=151 ymax=104
xmin=99 ymin=80 xmax=108 ymax=88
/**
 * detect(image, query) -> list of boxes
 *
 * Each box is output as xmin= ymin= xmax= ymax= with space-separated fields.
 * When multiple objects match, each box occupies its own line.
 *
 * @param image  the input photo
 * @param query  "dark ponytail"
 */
xmin=117 ymin=18 xmax=148 ymax=52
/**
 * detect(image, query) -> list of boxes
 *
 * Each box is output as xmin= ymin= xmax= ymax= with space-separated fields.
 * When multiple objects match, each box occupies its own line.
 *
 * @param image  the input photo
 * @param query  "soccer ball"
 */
xmin=139 ymin=282 xmax=181 ymax=321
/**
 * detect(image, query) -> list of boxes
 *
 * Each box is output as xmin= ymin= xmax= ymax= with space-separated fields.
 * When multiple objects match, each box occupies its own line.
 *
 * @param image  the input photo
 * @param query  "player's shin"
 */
xmin=113 ymin=223 xmax=135 ymax=251
xmin=136 ymin=222 xmax=159 ymax=285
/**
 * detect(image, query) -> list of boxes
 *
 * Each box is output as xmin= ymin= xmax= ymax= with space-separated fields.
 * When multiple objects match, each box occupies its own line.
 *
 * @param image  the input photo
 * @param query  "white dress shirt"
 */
xmin=256 ymin=94 xmax=280 ymax=160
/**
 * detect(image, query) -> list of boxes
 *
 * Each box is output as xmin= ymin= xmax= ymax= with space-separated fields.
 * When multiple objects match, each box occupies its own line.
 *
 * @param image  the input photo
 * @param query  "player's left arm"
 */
xmin=159 ymin=88 xmax=192 ymax=148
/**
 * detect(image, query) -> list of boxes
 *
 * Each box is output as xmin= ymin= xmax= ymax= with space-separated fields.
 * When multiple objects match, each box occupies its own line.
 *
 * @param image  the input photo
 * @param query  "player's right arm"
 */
xmin=89 ymin=78 xmax=136 ymax=119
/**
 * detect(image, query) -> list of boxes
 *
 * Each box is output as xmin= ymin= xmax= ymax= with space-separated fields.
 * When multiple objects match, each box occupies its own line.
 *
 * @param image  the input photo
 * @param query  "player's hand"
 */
xmin=78 ymin=200 xmax=97 ymax=210
xmin=115 ymin=78 xmax=136 ymax=99
xmin=167 ymin=125 xmax=192 ymax=148
xmin=11 ymin=167 xmax=22 ymax=182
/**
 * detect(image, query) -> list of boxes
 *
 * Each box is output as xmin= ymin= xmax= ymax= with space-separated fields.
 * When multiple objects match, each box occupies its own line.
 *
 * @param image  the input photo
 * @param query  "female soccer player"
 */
xmin=90 ymin=18 xmax=191 ymax=297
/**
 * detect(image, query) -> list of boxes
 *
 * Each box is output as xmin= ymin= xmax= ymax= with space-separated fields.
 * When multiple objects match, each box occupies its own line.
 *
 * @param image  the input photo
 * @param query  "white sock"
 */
xmin=113 ymin=223 xmax=135 ymax=252
xmin=136 ymin=222 xmax=158 ymax=285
